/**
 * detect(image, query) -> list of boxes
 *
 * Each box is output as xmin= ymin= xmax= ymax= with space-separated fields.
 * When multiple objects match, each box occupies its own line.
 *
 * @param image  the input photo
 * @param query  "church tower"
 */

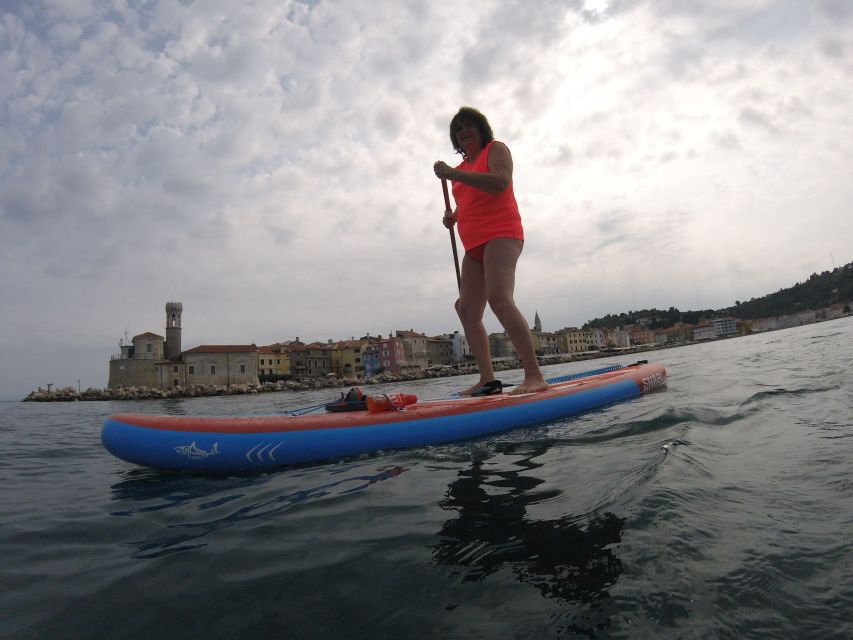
xmin=165 ymin=301 xmax=183 ymax=360
xmin=533 ymin=310 xmax=542 ymax=333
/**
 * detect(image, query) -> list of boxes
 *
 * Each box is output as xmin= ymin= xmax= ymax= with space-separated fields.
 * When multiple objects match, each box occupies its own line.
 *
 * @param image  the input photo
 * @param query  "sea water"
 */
xmin=1 ymin=317 xmax=851 ymax=639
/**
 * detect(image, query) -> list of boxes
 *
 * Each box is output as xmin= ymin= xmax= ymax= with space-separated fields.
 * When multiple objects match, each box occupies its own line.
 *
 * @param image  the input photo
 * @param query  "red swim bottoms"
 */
xmin=466 ymin=242 xmax=487 ymax=262
xmin=464 ymin=238 xmax=523 ymax=263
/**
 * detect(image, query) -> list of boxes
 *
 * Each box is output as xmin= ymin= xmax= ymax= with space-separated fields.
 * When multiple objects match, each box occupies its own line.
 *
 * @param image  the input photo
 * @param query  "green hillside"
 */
xmin=584 ymin=262 xmax=853 ymax=330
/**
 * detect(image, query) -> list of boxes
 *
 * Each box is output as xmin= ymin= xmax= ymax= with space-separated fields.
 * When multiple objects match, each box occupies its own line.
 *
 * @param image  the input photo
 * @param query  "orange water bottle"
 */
xmin=367 ymin=393 xmax=418 ymax=412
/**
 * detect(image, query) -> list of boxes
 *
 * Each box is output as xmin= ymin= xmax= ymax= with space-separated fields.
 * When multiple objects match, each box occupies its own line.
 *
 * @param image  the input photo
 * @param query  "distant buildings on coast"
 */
xmin=107 ymin=301 xmax=851 ymax=390
xmin=108 ymin=302 xmax=472 ymax=390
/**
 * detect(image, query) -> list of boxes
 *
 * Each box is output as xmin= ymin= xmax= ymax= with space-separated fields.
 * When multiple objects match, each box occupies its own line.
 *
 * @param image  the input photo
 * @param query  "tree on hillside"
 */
xmin=583 ymin=260 xmax=852 ymax=327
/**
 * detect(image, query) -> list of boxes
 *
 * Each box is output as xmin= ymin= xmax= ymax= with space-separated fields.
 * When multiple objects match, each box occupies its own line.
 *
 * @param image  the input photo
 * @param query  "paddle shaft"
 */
xmin=442 ymin=179 xmax=462 ymax=292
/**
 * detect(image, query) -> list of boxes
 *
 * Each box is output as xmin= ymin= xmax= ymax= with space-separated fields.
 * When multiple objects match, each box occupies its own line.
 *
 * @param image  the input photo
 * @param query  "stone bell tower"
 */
xmin=165 ymin=301 xmax=183 ymax=360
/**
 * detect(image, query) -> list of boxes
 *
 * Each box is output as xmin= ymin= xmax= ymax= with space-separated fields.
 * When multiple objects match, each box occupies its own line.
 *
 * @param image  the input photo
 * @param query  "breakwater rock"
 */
xmin=22 ymin=361 xmax=521 ymax=402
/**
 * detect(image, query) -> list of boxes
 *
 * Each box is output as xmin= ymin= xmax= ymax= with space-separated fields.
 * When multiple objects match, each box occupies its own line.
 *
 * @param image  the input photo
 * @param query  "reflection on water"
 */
xmin=110 ymin=465 xmax=406 ymax=558
xmin=432 ymin=444 xmax=624 ymax=606
xmin=159 ymin=398 xmax=192 ymax=416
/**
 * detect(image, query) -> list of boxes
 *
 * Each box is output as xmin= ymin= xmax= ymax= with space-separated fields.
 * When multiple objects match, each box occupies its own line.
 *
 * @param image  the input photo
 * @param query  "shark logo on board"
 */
xmin=174 ymin=441 xmax=221 ymax=460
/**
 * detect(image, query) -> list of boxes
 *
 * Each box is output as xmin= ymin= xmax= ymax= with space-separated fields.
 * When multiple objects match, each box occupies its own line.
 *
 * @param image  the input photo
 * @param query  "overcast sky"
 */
xmin=1 ymin=0 xmax=851 ymax=398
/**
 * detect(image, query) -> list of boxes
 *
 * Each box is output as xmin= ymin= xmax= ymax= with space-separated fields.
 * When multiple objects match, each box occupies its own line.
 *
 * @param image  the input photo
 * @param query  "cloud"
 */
xmin=1 ymin=0 xmax=852 ymax=397
xmin=814 ymin=0 xmax=853 ymax=22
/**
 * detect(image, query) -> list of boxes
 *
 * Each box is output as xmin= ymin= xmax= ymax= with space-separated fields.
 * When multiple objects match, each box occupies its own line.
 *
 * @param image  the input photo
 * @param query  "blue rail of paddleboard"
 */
xmin=102 ymin=378 xmax=640 ymax=472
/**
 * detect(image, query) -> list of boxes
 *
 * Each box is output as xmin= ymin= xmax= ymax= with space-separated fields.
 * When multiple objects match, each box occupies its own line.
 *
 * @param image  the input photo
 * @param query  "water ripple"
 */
xmin=3 ymin=318 xmax=853 ymax=639
xmin=111 ymin=463 xmax=408 ymax=558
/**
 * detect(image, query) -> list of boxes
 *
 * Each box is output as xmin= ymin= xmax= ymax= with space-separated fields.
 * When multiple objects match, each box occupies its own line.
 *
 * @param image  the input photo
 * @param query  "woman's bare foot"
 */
xmin=509 ymin=376 xmax=549 ymax=395
xmin=459 ymin=379 xmax=492 ymax=396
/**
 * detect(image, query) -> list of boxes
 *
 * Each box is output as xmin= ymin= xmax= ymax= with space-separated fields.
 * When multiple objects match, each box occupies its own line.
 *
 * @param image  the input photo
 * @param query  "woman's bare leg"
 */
xmin=455 ymin=253 xmax=496 ymax=395
xmin=482 ymin=239 xmax=549 ymax=394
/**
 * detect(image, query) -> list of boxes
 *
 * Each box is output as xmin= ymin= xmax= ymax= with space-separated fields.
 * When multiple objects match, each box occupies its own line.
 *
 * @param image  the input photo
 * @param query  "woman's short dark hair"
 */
xmin=449 ymin=107 xmax=494 ymax=157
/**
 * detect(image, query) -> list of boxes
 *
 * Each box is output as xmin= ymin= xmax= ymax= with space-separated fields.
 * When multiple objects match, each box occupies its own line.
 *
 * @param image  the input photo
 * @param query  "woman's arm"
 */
xmin=433 ymin=142 xmax=513 ymax=194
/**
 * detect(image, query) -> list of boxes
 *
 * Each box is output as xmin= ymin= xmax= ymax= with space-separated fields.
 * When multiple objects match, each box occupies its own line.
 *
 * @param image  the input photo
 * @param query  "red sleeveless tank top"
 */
xmin=451 ymin=140 xmax=524 ymax=252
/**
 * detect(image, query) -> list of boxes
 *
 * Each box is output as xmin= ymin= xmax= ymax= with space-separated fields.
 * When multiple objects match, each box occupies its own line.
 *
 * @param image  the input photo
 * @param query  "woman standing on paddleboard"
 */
xmin=433 ymin=107 xmax=548 ymax=396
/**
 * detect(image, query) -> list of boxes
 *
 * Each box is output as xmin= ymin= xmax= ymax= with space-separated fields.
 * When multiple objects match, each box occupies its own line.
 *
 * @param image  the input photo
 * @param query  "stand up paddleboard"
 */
xmin=102 ymin=361 xmax=666 ymax=472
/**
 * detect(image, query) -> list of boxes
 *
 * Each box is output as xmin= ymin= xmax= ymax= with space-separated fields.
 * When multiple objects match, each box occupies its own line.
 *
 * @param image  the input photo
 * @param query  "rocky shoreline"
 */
xmin=21 ymin=347 xmax=662 ymax=402
xmin=22 ymin=360 xmax=528 ymax=402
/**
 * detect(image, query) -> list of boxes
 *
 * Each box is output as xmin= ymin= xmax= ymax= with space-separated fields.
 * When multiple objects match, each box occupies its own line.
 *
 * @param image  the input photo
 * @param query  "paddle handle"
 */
xmin=442 ymin=179 xmax=461 ymax=292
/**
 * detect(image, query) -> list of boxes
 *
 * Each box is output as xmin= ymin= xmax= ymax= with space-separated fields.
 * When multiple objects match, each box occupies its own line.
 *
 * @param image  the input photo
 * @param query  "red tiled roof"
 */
xmin=259 ymin=343 xmax=294 ymax=352
xmin=183 ymin=344 xmax=259 ymax=354
xmin=133 ymin=332 xmax=164 ymax=340
xmin=331 ymin=339 xmax=369 ymax=349
xmin=303 ymin=341 xmax=329 ymax=349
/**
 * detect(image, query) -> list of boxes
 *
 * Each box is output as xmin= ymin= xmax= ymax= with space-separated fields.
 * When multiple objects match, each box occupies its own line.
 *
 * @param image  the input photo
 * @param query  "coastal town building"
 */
xmin=181 ymin=345 xmax=259 ymax=386
xmin=489 ymin=332 xmax=517 ymax=358
xmin=107 ymin=292 xmax=851 ymax=394
xmin=363 ymin=342 xmax=381 ymax=378
xmin=693 ymin=323 xmax=716 ymax=341
xmin=532 ymin=331 xmax=561 ymax=355
xmin=275 ymin=339 xmax=304 ymax=377
xmin=445 ymin=331 xmax=471 ymax=363
xmin=108 ymin=304 xmax=182 ymax=389
xmin=109 ymin=335 xmax=162 ymax=388
xmin=531 ymin=311 xmax=562 ymax=355
xmin=269 ymin=342 xmax=293 ymax=377
xmin=749 ymin=305 xmax=847 ymax=332
xmin=660 ymin=323 xmax=693 ymax=345
xmin=607 ymin=329 xmax=632 ymax=349
xmin=165 ymin=301 xmax=183 ymax=359
xmin=329 ymin=339 xmax=370 ymax=378
xmin=396 ymin=330 xmax=429 ymax=371
xmin=378 ymin=334 xmax=404 ymax=374
xmin=155 ymin=360 xmax=186 ymax=388
xmin=132 ymin=332 xmax=164 ymax=359
xmin=713 ymin=317 xmax=739 ymax=337
xmin=108 ymin=302 xmax=261 ymax=389
xmin=278 ymin=343 xmax=295 ymax=376
xmin=291 ymin=342 xmax=331 ymax=378
xmin=426 ymin=336 xmax=454 ymax=366
xmin=629 ymin=328 xmax=655 ymax=346
xmin=259 ymin=345 xmax=276 ymax=377
xmin=255 ymin=339 xmax=305 ymax=380
xmin=558 ymin=328 xmax=594 ymax=354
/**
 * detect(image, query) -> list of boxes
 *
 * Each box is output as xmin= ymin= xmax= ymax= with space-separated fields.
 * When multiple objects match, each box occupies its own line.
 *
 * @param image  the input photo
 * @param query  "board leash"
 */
xmin=544 ymin=364 xmax=625 ymax=385
xmin=284 ymin=403 xmax=329 ymax=416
